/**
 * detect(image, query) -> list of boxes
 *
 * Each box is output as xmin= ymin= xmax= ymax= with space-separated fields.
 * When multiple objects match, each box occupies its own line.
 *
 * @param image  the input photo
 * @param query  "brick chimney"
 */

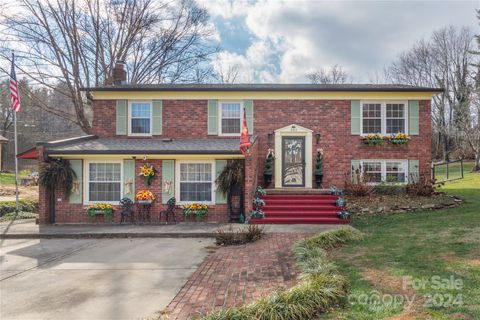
xmin=111 ymin=60 xmax=126 ymax=85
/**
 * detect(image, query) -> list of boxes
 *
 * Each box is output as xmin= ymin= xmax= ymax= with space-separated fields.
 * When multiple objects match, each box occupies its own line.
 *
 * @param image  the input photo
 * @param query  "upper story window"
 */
xmin=87 ymin=161 xmax=122 ymax=203
xmin=219 ymin=101 xmax=242 ymax=136
xmin=361 ymin=101 xmax=407 ymax=135
xmin=129 ymin=101 xmax=152 ymax=135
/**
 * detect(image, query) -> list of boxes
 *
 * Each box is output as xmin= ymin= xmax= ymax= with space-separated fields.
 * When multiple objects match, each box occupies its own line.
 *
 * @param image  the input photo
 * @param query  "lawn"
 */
xmin=433 ymin=160 xmax=475 ymax=182
xmin=327 ymin=170 xmax=480 ymax=319
xmin=0 ymin=173 xmax=17 ymax=186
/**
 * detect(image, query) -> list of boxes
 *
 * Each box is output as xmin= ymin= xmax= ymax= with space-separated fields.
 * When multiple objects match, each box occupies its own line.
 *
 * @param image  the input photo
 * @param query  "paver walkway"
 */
xmin=164 ymin=233 xmax=311 ymax=319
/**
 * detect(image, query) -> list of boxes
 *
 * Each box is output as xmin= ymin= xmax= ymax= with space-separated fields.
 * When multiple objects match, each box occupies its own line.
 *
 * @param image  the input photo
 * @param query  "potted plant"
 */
xmin=249 ymin=186 xmax=266 ymax=221
xmin=182 ymin=202 xmax=208 ymax=222
xmin=388 ymin=133 xmax=410 ymax=145
xmin=139 ymin=164 xmax=156 ymax=186
xmin=263 ymin=151 xmax=274 ymax=187
xmin=216 ymin=160 xmax=244 ymax=221
xmin=362 ymin=133 xmax=384 ymax=146
xmin=134 ymin=190 xmax=155 ymax=204
xmin=39 ymin=159 xmax=76 ymax=224
xmin=315 ymin=149 xmax=323 ymax=188
xmin=86 ymin=203 xmax=113 ymax=223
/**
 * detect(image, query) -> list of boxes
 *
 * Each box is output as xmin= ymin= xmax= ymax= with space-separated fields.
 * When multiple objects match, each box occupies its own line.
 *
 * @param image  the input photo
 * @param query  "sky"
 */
xmin=197 ymin=0 xmax=479 ymax=83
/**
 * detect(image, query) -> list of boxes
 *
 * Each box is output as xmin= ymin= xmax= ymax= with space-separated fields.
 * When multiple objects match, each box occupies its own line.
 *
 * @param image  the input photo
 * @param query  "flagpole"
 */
xmin=14 ymin=102 xmax=19 ymax=212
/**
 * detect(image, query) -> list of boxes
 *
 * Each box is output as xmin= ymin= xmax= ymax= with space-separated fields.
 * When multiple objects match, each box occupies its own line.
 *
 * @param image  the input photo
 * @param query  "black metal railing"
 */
xmin=432 ymin=159 xmax=464 ymax=182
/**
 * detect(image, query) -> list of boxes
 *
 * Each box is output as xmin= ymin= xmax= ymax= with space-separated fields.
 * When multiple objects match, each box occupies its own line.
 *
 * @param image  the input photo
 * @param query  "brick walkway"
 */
xmin=164 ymin=233 xmax=312 ymax=319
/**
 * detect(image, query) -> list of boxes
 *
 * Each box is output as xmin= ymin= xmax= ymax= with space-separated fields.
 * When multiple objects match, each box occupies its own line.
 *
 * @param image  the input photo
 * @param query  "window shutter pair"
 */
xmin=207 ymin=100 xmax=254 ymax=135
xmin=350 ymin=100 xmax=419 ymax=135
xmin=115 ymin=100 xmax=162 ymax=135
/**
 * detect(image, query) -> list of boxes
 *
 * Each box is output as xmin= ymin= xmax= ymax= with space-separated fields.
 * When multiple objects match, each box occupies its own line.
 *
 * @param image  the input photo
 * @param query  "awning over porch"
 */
xmin=26 ymin=135 xmax=253 ymax=157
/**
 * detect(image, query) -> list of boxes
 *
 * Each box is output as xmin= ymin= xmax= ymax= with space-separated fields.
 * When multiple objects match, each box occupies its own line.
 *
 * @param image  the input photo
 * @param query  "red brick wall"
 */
xmin=38 ymin=157 xmax=229 ymax=224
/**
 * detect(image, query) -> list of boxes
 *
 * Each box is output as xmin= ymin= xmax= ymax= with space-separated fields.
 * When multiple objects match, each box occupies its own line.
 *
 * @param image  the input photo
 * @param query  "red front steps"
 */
xmin=250 ymin=193 xmax=348 ymax=225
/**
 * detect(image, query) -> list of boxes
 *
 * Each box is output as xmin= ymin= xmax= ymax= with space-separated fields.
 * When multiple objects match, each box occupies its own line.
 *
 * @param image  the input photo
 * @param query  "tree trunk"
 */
xmin=474 ymin=151 xmax=480 ymax=172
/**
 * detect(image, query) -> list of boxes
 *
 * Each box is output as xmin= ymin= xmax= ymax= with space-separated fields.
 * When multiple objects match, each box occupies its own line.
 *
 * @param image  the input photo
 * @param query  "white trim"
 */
xmin=84 ymin=160 xmax=123 ymax=204
xmin=218 ymin=100 xmax=243 ymax=137
xmin=360 ymin=159 xmax=408 ymax=185
xmin=274 ymin=124 xmax=313 ymax=188
xmin=128 ymin=100 xmax=153 ymax=136
xmin=175 ymin=160 xmax=216 ymax=205
xmin=360 ymin=100 xmax=408 ymax=136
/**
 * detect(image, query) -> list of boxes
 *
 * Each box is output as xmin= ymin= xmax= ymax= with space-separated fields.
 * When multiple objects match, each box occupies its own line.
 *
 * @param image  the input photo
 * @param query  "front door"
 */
xmin=282 ymin=136 xmax=305 ymax=187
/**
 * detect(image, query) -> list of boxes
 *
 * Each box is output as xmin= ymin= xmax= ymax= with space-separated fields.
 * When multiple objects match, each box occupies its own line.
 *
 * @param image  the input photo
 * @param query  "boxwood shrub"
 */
xmin=0 ymin=200 xmax=38 ymax=216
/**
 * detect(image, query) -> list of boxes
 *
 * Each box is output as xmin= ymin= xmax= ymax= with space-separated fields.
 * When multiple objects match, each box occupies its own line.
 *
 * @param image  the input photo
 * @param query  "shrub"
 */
xmin=0 ymin=211 xmax=38 ymax=222
xmin=203 ymin=227 xmax=363 ymax=319
xmin=215 ymin=225 xmax=264 ymax=246
xmin=0 ymin=200 xmax=38 ymax=216
xmin=407 ymin=173 xmax=440 ymax=196
xmin=344 ymin=170 xmax=375 ymax=197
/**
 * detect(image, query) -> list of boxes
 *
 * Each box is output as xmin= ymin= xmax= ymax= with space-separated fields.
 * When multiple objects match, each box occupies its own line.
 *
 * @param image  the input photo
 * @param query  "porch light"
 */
xmin=267 ymin=132 xmax=273 ymax=144
xmin=316 ymin=132 xmax=321 ymax=144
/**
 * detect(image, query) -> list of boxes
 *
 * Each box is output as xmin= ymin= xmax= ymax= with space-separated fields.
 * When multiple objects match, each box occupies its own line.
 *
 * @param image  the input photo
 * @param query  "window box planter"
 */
xmin=182 ymin=203 xmax=209 ymax=222
xmin=86 ymin=203 xmax=114 ymax=223
xmin=388 ymin=133 xmax=411 ymax=145
xmin=361 ymin=134 xmax=384 ymax=146
xmin=136 ymin=200 xmax=153 ymax=205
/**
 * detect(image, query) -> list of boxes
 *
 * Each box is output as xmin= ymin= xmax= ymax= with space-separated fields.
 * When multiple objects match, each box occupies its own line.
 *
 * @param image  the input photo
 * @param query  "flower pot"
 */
xmin=137 ymin=200 xmax=153 ymax=205
xmin=264 ymin=174 xmax=272 ymax=187
xmin=315 ymin=175 xmax=323 ymax=188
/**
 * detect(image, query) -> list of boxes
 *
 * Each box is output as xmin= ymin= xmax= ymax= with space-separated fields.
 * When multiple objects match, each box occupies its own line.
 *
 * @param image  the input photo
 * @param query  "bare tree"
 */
xmin=214 ymin=63 xmax=241 ymax=84
xmin=0 ymin=0 xmax=218 ymax=133
xmin=386 ymin=26 xmax=475 ymax=162
xmin=306 ymin=65 xmax=350 ymax=84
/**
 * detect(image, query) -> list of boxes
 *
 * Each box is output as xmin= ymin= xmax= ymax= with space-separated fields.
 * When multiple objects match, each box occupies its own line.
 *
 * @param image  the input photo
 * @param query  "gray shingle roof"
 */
xmin=81 ymin=83 xmax=443 ymax=93
xmin=45 ymin=136 xmax=245 ymax=155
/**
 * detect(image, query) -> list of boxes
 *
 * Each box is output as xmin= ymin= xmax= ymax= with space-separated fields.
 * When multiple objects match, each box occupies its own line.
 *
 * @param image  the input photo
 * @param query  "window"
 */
xmin=363 ymin=161 xmax=382 ymax=183
xmin=220 ymin=102 xmax=242 ymax=135
xmin=386 ymin=103 xmax=405 ymax=134
xmin=362 ymin=103 xmax=382 ymax=134
xmin=87 ymin=162 xmax=122 ymax=203
xmin=130 ymin=101 xmax=151 ymax=135
xmin=360 ymin=160 xmax=407 ymax=184
xmin=386 ymin=161 xmax=406 ymax=183
xmin=178 ymin=162 xmax=214 ymax=203
xmin=361 ymin=101 xmax=407 ymax=135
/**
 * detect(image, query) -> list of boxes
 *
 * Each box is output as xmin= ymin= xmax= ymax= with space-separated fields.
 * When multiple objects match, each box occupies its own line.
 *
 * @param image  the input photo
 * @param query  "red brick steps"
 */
xmin=250 ymin=193 xmax=348 ymax=225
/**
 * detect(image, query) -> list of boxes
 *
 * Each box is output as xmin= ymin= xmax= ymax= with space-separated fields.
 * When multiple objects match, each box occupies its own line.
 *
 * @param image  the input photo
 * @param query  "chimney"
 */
xmin=111 ymin=60 xmax=127 ymax=85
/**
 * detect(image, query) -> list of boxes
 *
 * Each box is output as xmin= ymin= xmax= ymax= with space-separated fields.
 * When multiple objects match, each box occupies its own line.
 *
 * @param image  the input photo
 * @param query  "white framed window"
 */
xmin=128 ymin=101 xmax=152 ymax=135
xmin=361 ymin=101 xmax=408 ymax=135
xmin=175 ymin=160 xmax=215 ymax=204
xmin=360 ymin=160 xmax=408 ymax=184
xmin=85 ymin=160 xmax=123 ymax=203
xmin=219 ymin=101 xmax=243 ymax=136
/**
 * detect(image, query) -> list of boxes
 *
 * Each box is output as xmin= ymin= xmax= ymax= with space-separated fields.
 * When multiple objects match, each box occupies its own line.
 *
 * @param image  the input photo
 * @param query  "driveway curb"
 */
xmin=0 ymin=232 xmax=216 ymax=239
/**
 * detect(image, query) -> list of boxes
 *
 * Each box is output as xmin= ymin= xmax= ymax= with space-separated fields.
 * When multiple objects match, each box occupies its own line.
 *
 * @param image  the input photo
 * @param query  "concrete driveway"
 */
xmin=0 ymin=237 xmax=214 ymax=320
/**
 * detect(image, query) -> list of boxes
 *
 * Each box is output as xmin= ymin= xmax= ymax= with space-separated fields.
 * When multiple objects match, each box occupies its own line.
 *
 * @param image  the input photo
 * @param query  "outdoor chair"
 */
xmin=160 ymin=197 xmax=176 ymax=224
xmin=119 ymin=198 xmax=135 ymax=224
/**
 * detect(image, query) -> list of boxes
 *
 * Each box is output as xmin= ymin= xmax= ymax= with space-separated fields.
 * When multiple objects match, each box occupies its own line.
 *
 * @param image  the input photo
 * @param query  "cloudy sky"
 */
xmin=198 ymin=0 xmax=479 ymax=83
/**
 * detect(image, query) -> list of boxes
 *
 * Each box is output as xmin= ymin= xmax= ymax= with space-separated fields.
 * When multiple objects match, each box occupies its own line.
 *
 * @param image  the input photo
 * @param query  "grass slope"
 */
xmin=328 ymin=171 xmax=480 ymax=319
xmin=0 ymin=173 xmax=17 ymax=186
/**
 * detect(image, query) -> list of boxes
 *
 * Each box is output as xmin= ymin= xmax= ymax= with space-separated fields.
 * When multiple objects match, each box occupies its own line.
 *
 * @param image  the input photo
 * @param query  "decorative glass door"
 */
xmin=282 ymin=137 xmax=305 ymax=187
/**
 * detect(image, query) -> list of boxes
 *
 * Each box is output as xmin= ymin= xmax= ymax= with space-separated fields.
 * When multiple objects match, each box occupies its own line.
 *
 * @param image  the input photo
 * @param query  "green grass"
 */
xmin=433 ymin=160 xmax=474 ymax=182
xmin=328 ymin=170 xmax=480 ymax=319
xmin=0 ymin=173 xmax=17 ymax=186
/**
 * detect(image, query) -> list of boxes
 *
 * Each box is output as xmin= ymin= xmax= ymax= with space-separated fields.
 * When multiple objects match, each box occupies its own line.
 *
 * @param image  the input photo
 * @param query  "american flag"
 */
xmin=10 ymin=53 xmax=21 ymax=113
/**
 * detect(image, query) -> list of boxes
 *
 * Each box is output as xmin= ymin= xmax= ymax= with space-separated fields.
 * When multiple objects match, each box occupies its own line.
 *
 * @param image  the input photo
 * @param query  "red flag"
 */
xmin=240 ymin=109 xmax=251 ymax=155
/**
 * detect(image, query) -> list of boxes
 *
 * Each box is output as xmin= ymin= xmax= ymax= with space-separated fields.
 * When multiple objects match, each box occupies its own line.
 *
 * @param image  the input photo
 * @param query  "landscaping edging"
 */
xmin=201 ymin=227 xmax=364 ymax=320
xmin=347 ymin=193 xmax=463 ymax=215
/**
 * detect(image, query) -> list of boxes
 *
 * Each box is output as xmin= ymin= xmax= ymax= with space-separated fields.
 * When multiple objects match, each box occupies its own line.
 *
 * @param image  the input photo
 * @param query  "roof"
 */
xmin=41 ymin=135 xmax=247 ymax=155
xmin=81 ymin=83 xmax=444 ymax=93
xmin=0 ymin=135 xmax=8 ymax=143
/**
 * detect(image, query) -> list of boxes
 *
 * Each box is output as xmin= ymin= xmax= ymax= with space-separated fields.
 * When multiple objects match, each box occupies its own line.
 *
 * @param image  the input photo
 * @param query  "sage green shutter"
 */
xmin=351 ymin=160 xmax=361 ymax=183
xmin=208 ymin=100 xmax=218 ymax=135
xmin=116 ymin=100 xmax=127 ymax=135
xmin=408 ymin=159 xmax=419 ymax=183
xmin=69 ymin=160 xmax=82 ymax=204
xmin=123 ymin=160 xmax=135 ymax=200
xmin=244 ymin=100 xmax=254 ymax=134
xmin=162 ymin=160 xmax=175 ymax=204
xmin=215 ymin=160 xmax=227 ymax=204
xmin=408 ymin=100 xmax=419 ymax=135
xmin=152 ymin=100 xmax=163 ymax=135
xmin=351 ymin=100 xmax=361 ymax=135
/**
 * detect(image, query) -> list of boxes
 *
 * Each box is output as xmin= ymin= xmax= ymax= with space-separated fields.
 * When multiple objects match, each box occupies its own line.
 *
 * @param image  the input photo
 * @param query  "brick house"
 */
xmin=20 ymin=65 xmax=442 ymax=225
